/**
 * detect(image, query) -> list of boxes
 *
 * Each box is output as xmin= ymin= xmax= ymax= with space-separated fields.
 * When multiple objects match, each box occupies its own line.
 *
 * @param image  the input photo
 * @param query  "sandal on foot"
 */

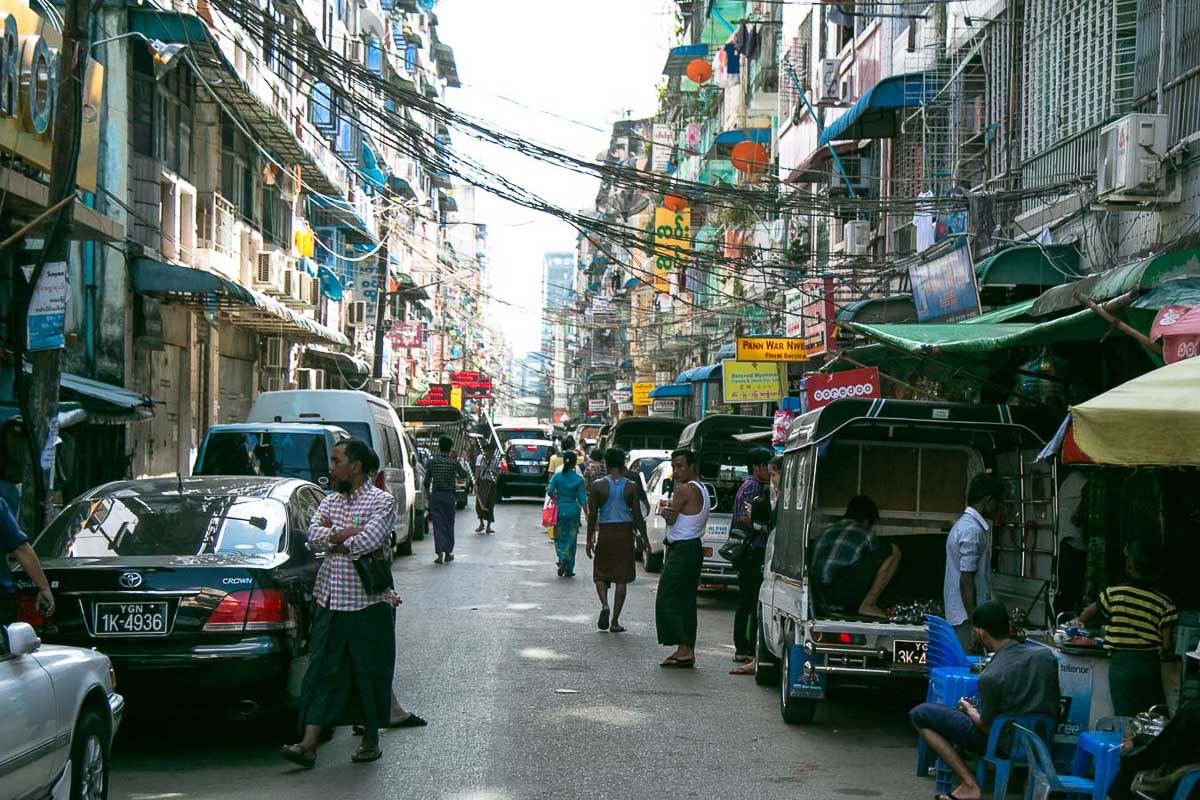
xmin=280 ymin=744 xmax=316 ymax=769
xmin=390 ymin=713 xmax=428 ymax=728
xmin=729 ymin=662 xmax=757 ymax=675
xmin=351 ymin=745 xmax=382 ymax=763
xmin=597 ymin=607 xmax=610 ymax=630
xmin=660 ymin=656 xmax=696 ymax=668
xmin=609 ymin=623 xmax=627 ymax=633
xmin=445 ymin=554 xmax=455 ymax=562
xmin=732 ymin=654 xmax=753 ymax=664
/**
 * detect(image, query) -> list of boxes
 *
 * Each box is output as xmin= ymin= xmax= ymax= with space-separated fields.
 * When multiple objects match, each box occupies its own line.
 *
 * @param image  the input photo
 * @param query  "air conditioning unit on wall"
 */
xmin=347 ymin=300 xmax=369 ymax=326
xmin=816 ymin=58 xmax=843 ymax=106
xmin=844 ymin=220 xmax=871 ymax=256
xmin=254 ymin=249 xmax=288 ymax=294
xmin=1096 ymin=113 xmax=1178 ymax=204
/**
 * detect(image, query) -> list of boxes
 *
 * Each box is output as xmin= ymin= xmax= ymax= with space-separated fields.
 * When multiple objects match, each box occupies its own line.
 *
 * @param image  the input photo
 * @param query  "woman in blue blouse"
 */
xmin=546 ymin=451 xmax=588 ymax=577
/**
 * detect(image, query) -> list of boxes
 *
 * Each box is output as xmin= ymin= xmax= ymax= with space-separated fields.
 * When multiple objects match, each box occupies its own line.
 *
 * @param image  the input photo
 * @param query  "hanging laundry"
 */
xmin=735 ymin=23 xmax=761 ymax=60
xmin=724 ymin=43 xmax=741 ymax=75
xmin=913 ymin=190 xmax=935 ymax=253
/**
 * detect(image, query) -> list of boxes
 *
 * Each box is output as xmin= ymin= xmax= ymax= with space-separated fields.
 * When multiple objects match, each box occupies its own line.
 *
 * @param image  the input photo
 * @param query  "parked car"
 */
xmin=758 ymin=400 xmax=1057 ymax=723
xmin=15 ymin=476 xmax=326 ymax=720
xmin=404 ymin=431 xmax=429 ymax=540
xmin=496 ymin=439 xmax=553 ymax=499
xmin=1 ymin=621 xmax=123 ymax=800
xmin=626 ymin=449 xmax=670 ymax=491
xmin=495 ymin=426 xmax=548 ymax=447
xmin=248 ymin=390 xmax=416 ymax=556
xmin=193 ymin=423 xmax=350 ymax=489
xmin=640 ymin=460 xmax=674 ymax=573
xmin=674 ymin=415 xmax=774 ymax=586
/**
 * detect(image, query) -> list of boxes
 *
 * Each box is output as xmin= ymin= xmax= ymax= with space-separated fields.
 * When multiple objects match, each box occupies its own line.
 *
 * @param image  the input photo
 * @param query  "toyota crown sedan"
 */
xmin=13 ymin=476 xmax=325 ymax=720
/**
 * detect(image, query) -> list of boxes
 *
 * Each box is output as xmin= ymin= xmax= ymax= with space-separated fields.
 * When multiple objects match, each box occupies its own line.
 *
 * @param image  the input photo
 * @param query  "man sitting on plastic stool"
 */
xmin=909 ymin=601 xmax=1061 ymax=800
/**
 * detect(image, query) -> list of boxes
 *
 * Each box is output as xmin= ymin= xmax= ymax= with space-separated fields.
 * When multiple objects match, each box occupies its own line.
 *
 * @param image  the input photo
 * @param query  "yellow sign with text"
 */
xmin=736 ymin=336 xmax=809 ymax=363
xmin=721 ymin=360 xmax=783 ymax=404
xmin=632 ymin=382 xmax=653 ymax=407
xmin=652 ymin=207 xmax=690 ymax=294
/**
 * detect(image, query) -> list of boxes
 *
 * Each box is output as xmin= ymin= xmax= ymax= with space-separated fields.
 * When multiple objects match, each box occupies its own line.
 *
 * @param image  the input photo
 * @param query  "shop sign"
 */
xmin=798 ymin=276 xmax=837 ymax=357
xmin=803 ymin=367 xmax=880 ymax=411
xmin=721 ymin=360 xmax=783 ymax=404
xmin=387 ymin=321 xmax=424 ymax=349
xmin=632 ymin=382 xmax=653 ymax=406
xmin=611 ymin=389 xmax=632 ymax=404
xmin=587 ymin=399 xmax=607 ymax=413
xmin=0 ymin=0 xmax=105 ymax=191
xmin=651 ymin=124 xmax=674 ymax=173
xmin=1151 ymin=304 xmax=1200 ymax=364
xmin=449 ymin=370 xmax=493 ymax=398
xmin=784 ymin=288 xmax=804 ymax=338
xmin=653 ymin=207 xmax=690 ymax=294
xmin=651 ymin=399 xmax=676 ymax=413
xmin=450 ymin=386 xmax=463 ymax=410
xmin=26 ymin=260 xmax=66 ymax=350
xmin=617 ymin=402 xmax=633 ymax=412
xmin=909 ymin=243 xmax=981 ymax=323
xmin=736 ymin=336 xmax=808 ymax=363
xmin=415 ymin=383 xmax=451 ymax=406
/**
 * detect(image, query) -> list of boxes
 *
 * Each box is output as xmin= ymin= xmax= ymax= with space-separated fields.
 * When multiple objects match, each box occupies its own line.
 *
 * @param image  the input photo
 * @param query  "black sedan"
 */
xmin=14 ymin=476 xmax=326 ymax=719
xmin=496 ymin=439 xmax=554 ymax=500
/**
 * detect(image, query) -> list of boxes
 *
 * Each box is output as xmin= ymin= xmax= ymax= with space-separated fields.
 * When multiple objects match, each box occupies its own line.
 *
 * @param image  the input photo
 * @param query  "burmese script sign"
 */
xmin=0 ymin=0 xmax=104 ymax=191
xmin=736 ymin=336 xmax=809 ymax=363
xmin=653 ymin=207 xmax=690 ymax=294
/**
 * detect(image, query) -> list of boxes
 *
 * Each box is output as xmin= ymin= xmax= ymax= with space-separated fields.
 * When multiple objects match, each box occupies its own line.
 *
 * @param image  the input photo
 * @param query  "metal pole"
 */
xmin=1156 ymin=0 xmax=1168 ymax=114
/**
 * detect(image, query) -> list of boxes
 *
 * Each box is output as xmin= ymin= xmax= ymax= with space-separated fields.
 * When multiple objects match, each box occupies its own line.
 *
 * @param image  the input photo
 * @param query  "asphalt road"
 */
xmin=109 ymin=500 xmax=929 ymax=800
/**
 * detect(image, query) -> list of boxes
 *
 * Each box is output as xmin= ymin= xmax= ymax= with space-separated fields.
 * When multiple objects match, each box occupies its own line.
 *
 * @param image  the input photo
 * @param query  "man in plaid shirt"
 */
xmin=283 ymin=439 xmax=398 ymax=769
xmin=809 ymin=495 xmax=900 ymax=619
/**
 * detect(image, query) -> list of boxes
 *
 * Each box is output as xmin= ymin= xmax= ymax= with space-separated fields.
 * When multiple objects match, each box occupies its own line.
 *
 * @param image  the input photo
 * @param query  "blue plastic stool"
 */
xmin=1016 ymin=725 xmax=1096 ymax=800
xmin=1169 ymin=768 xmax=1200 ymax=800
xmin=916 ymin=668 xmax=980 ymax=777
xmin=1071 ymin=730 xmax=1123 ymax=800
xmin=977 ymin=713 xmax=1056 ymax=800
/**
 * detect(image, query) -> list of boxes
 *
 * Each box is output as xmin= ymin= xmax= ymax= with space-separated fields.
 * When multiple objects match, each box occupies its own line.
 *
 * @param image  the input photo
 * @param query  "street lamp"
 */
xmin=91 ymin=32 xmax=188 ymax=80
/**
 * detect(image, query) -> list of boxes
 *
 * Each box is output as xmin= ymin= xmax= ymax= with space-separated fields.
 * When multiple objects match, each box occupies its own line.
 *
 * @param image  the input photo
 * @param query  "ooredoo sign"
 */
xmin=803 ymin=367 xmax=880 ymax=410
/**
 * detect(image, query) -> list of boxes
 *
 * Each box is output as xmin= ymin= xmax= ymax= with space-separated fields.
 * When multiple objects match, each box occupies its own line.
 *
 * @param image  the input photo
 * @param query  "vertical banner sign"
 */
xmin=909 ymin=244 xmax=981 ymax=323
xmin=632 ymin=382 xmax=654 ymax=407
xmin=800 ymin=276 xmax=837 ymax=357
xmin=26 ymin=262 xmax=68 ymax=351
xmin=651 ymin=124 xmax=674 ymax=173
xmin=785 ymin=288 xmax=804 ymax=338
xmin=653 ymin=207 xmax=690 ymax=294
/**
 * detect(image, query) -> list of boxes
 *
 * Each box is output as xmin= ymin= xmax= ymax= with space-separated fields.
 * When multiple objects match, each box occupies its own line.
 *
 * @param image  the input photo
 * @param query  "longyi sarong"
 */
xmin=655 ymin=538 xmax=703 ymax=648
xmin=592 ymin=521 xmax=636 ymax=584
xmin=430 ymin=490 xmax=456 ymax=554
xmin=298 ymin=602 xmax=395 ymax=731
xmin=475 ymin=478 xmax=497 ymax=523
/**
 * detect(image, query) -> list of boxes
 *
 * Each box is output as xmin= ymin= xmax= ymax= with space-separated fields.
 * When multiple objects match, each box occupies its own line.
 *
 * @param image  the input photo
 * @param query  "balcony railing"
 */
xmin=197 ymin=191 xmax=236 ymax=254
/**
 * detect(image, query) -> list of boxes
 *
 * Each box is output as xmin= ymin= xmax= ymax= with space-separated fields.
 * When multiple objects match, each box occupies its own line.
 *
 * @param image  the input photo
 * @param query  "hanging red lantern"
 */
xmin=730 ymin=140 xmax=770 ymax=173
xmin=663 ymin=194 xmax=689 ymax=212
xmin=685 ymin=58 xmax=713 ymax=84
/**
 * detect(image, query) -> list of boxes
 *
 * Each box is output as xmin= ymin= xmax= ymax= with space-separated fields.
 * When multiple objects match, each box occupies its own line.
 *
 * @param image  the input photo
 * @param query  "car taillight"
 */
xmin=526 ymin=446 xmax=537 ymax=451
xmin=500 ymin=461 xmax=509 ymax=473
xmin=204 ymin=589 xmax=294 ymax=632
xmin=17 ymin=594 xmax=45 ymax=627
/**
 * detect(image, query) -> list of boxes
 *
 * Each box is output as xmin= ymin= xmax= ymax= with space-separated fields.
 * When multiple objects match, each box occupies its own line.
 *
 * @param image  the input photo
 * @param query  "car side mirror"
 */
xmin=662 ymin=478 xmax=675 ymax=495
xmin=6 ymin=622 xmax=41 ymax=656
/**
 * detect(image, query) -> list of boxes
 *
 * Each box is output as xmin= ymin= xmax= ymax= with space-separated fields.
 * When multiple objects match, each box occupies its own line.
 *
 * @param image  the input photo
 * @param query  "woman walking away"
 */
xmin=424 ymin=436 xmax=459 ymax=564
xmin=586 ymin=448 xmax=648 ymax=633
xmin=548 ymin=436 xmax=575 ymax=476
xmin=474 ymin=444 xmax=500 ymax=534
xmin=583 ymin=448 xmax=606 ymax=485
xmin=1076 ymin=538 xmax=1177 ymax=716
xmin=547 ymin=451 xmax=588 ymax=577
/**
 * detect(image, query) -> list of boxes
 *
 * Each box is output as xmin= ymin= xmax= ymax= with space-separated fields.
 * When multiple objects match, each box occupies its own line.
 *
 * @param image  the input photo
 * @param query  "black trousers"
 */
xmin=733 ymin=554 xmax=764 ymax=657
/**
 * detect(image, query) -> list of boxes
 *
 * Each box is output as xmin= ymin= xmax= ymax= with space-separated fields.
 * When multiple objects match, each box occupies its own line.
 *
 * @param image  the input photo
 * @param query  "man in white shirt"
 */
xmin=944 ymin=474 xmax=1005 ymax=654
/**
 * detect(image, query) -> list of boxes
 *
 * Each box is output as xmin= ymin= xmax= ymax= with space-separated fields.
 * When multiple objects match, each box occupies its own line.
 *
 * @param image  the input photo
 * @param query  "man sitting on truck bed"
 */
xmin=909 ymin=601 xmax=1060 ymax=800
xmin=809 ymin=495 xmax=900 ymax=619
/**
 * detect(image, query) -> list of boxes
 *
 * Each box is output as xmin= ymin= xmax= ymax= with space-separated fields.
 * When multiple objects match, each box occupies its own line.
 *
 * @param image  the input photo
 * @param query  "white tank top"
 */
xmin=668 ymin=480 xmax=710 ymax=542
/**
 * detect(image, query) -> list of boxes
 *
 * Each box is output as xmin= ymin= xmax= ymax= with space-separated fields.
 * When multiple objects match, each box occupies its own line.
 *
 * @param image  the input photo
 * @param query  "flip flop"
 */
xmin=280 ymin=744 xmax=316 ymax=769
xmin=935 ymin=791 xmax=979 ymax=800
xmin=609 ymin=623 xmax=627 ymax=633
xmin=729 ymin=662 xmax=756 ymax=675
xmin=732 ymin=654 xmax=753 ymax=664
xmin=390 ymin=713 xmax=428 ymax=728
xmin=351 ymin=745 xmax=382 ymax=763
xmin=660 ymin=657 xmax=696 ymax=668
xmin=598 ymin=607 xmax=610 ymax=630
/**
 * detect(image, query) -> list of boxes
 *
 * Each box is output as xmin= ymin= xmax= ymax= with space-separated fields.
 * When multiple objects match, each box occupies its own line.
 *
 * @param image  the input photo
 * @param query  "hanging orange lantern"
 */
xmin=730 ymin=140 xmax=770 ymax=173
xmin=685 ymin=58 xmax=713 ymax=84
xmin=663 ymin=194 xmax=689 ymax=212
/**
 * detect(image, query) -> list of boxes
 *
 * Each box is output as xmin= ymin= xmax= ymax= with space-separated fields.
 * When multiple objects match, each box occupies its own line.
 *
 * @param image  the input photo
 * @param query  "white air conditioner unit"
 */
xmin=347 ymin=300 xmax=369 ymax=326
xmin=281 ymin=263 xmax=304 ymax=303
xmin=254 ymin=249 xmax=287 ymax=294
xmin=1096 ymin=113 xmax=1174 ymax=203
xmin=816 ymin=58 xmax=842 ymax=106
xmin=296 ymin=368 xmax=326 ymax=390
xmin=265 ymin=336 xmax=286 ymax=368
xmin=299 ymin=275 xmax=317 ymax=306
xmin=844 ymin=220 xmax=871 ymax=256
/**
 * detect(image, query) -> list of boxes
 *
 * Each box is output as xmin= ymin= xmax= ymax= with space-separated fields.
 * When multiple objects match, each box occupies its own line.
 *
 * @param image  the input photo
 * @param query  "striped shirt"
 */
xmin=1099 ymin=584 xmax=1178 ymax=651
xmin=424 ymin=454 xmax=459 ymax=493
xmin=306 ymin=482 xmax=396 ymax=611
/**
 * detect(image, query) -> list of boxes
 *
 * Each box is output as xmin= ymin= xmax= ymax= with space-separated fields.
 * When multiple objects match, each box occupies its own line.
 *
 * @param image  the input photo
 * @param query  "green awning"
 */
xmin=846 ymin=309 xmax=1109 ymax=356
xmin=961 ymin=298 xmax=1037 ymax=324
xmin=974 ymin=245 xmax=1081 ymax=289
xmin=1131 ymin=276 xmax=1200 ymax=310
xmin=1031 ymin=247 xmax=1200 ymax=316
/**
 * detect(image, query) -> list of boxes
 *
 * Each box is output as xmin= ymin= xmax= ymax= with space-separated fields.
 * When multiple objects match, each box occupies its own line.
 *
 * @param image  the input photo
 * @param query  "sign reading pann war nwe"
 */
xmin=0 ymin=0 xmax=105 ymax=191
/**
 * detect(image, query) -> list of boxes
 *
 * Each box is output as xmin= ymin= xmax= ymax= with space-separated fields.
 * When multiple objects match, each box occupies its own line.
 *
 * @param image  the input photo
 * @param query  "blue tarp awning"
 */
xmin=675 ymin=367 xmax=696 ymax=382
xmin=623 ymin=277 xmax=639 ymax=289
xmin=317 ymin=264 xmax=344 ymax=301
xmin=707 ymin=127 xmax=771 ymax=160
xmin=359 ymin=139 xmax=388 ymax=193
xmin=662 ymin=43 xmax=713 ymax=76
xmin=819 ymin=72 xmax=942 ymax=146
xmin=649 ymin=384 xmax=692 ymax=399
xmin=688 ymin=363 xmax=722 ymax=381
xmin=132 ymin=257 xmax=349 ymax=346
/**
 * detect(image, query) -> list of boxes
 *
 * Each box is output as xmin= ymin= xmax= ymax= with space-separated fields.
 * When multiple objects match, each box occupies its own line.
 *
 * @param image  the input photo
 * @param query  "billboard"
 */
xmin=721 ymin=360 xmax=783 ymax=404
xmin=803 ymin=367 xmax=881 ymax=411
xmin=909 ymin=244 xmax=981 ymax=323
xmin=736 ymin=337 xmax=809 ymax=363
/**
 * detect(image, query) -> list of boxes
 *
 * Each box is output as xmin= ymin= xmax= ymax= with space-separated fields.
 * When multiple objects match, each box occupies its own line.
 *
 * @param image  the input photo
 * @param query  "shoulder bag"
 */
xmin=354 ymin=547 xmax=394 ymax=595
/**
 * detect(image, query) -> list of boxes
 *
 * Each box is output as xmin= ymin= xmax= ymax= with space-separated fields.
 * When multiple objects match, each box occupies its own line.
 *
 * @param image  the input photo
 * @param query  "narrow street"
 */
xmin=109 ymin=501 xmax=927 ymax=800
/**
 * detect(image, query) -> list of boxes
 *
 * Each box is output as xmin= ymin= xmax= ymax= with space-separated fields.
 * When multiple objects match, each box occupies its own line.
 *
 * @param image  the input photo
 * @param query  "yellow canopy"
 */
xmin=1070 ymin=357 xmax=1200 ymax=466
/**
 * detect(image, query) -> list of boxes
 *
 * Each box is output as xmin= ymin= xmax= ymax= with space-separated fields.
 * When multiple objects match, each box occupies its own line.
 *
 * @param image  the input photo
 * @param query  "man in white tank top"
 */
xmin=655 ymin=448 xmax=709 ymax=668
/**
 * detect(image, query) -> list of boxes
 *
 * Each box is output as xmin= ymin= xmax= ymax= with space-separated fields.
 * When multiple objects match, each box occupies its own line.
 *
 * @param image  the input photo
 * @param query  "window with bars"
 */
xmin=1135 ymin=0 xmax=1200 ymax=143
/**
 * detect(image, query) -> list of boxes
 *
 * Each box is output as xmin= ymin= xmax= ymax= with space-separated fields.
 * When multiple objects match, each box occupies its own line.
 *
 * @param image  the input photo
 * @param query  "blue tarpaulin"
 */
xmin=648 ymin=384 xmax=692 ymax=399
xmin=318 ymin=264 xmax=344 ymax=301
xmin=819 ymin=73 xmax=942 ymax=146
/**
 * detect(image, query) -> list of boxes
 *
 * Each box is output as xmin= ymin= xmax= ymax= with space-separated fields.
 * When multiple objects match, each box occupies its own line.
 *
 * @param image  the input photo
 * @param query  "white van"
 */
xmin=247 ymin=390 xmax=417 ymax=556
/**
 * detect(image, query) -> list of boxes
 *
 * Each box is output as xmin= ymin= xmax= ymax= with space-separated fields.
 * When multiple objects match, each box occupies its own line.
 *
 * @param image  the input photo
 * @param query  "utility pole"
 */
xmin=16 ymin=0 xmax=89 ymax=530
xmin=371 ymin=249 xmax=388 ymax=382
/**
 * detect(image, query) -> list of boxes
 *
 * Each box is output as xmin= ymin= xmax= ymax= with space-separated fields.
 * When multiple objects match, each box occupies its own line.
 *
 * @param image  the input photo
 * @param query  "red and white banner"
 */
xmin=1151 ymin=305 xmax=1200 ymax=364
xmin=799 ymin=276 xmax=837 ymax=357
xmin=803 ymin=367 xmax=881 ymax=410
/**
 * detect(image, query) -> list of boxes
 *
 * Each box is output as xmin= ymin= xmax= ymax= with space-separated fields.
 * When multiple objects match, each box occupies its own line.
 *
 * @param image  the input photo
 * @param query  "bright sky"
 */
xmin=436 ymin=0 xmax=674 ymax=356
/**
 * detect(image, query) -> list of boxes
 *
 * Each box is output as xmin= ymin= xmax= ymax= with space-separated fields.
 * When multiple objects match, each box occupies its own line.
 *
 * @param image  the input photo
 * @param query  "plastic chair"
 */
xmin=1070 ymin=730 xmax=1123 ymax=800
xmin=1168 ymin=769 xmax=1200 ymax=800
xmin=1015 ymin=724 xmax=1096 ymax=800
xmin=925 ymin=614 xmax=982 ymax=669
xmin=977 ymin=713 xmax=1057 ymax=800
